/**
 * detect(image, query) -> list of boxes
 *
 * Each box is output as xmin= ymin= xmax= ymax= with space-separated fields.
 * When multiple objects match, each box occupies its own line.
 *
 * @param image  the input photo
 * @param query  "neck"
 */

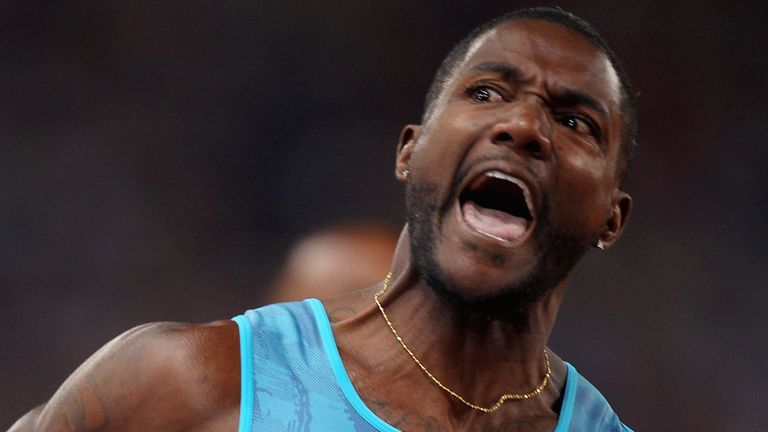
xmin=376 ymin=227 xmax=566 ymax=397
xmin=328 ymin=226 xmax=569 ymax=427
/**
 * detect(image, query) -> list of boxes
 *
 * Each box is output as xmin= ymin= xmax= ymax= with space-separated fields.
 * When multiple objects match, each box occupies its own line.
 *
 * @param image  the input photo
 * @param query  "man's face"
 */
xmin=400 ymin=19 xmax=630 ymax=305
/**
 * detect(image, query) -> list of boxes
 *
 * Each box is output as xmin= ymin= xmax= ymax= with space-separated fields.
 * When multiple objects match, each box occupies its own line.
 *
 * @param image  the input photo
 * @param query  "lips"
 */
xmin=458 ymin=170 xmax=535 ymax=244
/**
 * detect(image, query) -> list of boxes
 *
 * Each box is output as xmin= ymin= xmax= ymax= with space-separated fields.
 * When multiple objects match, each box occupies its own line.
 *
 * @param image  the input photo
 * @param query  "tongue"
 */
xmin=462 ymin=200 xmax=529 ymax=242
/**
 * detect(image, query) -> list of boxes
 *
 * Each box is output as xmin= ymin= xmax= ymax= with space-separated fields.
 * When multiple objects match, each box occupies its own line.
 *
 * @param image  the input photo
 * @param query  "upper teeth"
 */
xmin=485 ymin=171 xmax=534 ymax=216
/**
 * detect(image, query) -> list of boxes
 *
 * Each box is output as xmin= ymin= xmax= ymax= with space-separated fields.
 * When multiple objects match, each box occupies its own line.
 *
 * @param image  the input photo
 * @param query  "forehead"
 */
xmin=456 ymin=19 xmax=622 ymax=112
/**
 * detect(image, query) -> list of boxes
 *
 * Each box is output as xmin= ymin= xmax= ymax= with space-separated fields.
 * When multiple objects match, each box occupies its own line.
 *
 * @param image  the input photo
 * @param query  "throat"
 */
xmin=372 ymin=275 xmax=557 ymax=410
xmin=331 ymin=284 xmax=564 ymax=432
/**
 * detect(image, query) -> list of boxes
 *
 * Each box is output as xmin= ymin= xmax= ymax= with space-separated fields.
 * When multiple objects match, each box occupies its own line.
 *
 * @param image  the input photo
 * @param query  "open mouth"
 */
xmin=458 ymin=170 xmax=535 ymax=244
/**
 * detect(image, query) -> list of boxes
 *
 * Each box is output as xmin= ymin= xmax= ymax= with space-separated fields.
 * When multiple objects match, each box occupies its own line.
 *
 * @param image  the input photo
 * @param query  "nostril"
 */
xmin=494 ymin=132 xmax=513 ymax=143
xmin=491 ymin=130 xmax=547 ymax=158
xmin=525 ymin=140 xmax=542 ymax=154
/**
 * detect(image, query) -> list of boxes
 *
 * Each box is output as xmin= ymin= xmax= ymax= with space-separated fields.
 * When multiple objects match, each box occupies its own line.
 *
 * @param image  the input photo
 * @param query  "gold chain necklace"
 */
xmin=374 ymin=272 xmax=551 ymax=413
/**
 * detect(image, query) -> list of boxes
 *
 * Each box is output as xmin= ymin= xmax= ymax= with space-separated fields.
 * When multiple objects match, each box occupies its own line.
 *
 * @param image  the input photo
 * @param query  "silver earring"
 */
xmin=596 ymin=239 xmax=605 ymax=250
xmin=402 ymin=169 xmax=410 ymax=178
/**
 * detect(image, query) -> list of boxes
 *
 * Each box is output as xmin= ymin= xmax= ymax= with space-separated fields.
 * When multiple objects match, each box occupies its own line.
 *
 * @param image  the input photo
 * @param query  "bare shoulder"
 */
xmin=323 ymin=284 xmax=381 ymax=323
xmin=15 ymin=320 xmax=240 ymax=432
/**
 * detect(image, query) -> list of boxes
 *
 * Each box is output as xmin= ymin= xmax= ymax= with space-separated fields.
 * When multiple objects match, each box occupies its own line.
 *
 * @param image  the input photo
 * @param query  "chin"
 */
xmin=412 ymin=239 xmax=548 ymax=311
xmin=411 ymin=221 xmax=587 ymax=311
xmin=439 ymin=248 xmax=539 ymax=298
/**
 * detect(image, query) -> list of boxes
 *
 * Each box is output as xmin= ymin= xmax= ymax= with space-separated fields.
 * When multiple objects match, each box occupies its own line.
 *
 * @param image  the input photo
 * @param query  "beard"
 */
xmin=405 ymin=178 xmax=588 ymax=312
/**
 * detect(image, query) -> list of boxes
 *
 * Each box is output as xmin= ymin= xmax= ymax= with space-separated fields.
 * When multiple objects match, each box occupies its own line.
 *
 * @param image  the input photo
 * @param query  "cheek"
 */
xmin=412 ymin=112 xmax=479 ymax=180
xmin=550 ymin=158 xmax=611 ymax=231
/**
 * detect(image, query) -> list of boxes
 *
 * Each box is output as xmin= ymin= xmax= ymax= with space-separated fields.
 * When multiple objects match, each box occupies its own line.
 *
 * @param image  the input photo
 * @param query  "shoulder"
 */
xmin=33 ymin=320 xmax=240 ymax=431
xmin=322 ymin=285 xmax=379 ymax=323
xmin=127 ymin=320 xmax=241 ymax=402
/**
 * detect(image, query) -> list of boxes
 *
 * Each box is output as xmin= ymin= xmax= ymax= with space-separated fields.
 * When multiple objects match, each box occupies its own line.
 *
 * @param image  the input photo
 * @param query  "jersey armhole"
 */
xmin=231 ymin=315 xmax=254 ymax=432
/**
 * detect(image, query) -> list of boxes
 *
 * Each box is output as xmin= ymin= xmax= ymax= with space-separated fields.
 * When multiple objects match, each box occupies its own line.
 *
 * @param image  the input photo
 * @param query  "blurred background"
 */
xmin=2 ymin=1 xmax=766 ymax=430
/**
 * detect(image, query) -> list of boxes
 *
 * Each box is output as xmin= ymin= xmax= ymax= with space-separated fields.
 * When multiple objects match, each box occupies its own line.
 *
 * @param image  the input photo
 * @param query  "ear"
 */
xmin=395 ymin=124 xmax=420 ymax=182
xmin=598 ymin=190 xmax=632 ymax=249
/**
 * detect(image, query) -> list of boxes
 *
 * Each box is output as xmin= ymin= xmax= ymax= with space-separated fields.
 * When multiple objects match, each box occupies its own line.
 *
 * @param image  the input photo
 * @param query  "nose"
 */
xmin=490 ymin=100 xmax=552 ymax=160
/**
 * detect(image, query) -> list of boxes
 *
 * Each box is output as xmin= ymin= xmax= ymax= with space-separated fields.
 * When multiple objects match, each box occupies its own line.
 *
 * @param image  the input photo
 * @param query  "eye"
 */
xmin=467 ymin=85 xmax=504 ymax=103
xmin=557 ymin=114 xmax=599 ymax=138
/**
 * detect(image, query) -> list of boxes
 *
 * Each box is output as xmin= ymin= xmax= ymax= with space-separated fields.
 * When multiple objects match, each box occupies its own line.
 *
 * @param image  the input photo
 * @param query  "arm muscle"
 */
xmin=11 ymin=321 xmax=240 ymax=432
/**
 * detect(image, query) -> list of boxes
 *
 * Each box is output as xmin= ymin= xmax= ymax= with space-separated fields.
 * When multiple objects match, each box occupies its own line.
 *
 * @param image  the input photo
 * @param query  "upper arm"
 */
xmin=20 ymin=320 xmax=240 ymax=432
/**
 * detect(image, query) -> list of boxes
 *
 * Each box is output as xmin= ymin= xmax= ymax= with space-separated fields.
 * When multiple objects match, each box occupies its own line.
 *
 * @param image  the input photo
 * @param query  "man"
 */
xmin=11 ymin=7 xmax=635 ymax=431
xmin=268 ymin=222 xmax=398 ymax=303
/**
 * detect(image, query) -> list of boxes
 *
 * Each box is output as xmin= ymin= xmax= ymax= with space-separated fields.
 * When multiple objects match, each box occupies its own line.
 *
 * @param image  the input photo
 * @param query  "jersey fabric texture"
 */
xmin=232 ymin=300 xmax=633 ymax=432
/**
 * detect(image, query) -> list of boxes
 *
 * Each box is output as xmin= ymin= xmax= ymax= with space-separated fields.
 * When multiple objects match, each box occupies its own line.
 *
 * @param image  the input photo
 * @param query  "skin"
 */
xmin=10 ymin=19 xmax=631 ymax=432
xmin=10 ymin=321 xmax=241 ymax=432
xmin=326 ymin=20 xmax=631 ymax=430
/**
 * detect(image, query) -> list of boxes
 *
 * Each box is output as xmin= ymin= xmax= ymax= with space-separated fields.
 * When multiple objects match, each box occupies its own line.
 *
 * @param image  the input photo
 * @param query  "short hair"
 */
xmin=422 ymin=7 xmax=638 ymax=180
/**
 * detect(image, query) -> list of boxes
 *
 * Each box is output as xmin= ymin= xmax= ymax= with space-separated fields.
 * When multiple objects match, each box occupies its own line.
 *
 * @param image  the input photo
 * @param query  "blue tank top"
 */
xmin=232 ymin=300 xmax=632 ymax=431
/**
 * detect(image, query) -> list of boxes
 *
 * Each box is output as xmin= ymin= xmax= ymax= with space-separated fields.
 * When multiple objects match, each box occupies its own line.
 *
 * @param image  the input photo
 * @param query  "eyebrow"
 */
xmin=552 ymin=88 xmax=608 ymax=117
xmin=467 ymin=61 xmax=608 ymax=116
xmin=470 ymin=61 xmax=527 ymax=83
